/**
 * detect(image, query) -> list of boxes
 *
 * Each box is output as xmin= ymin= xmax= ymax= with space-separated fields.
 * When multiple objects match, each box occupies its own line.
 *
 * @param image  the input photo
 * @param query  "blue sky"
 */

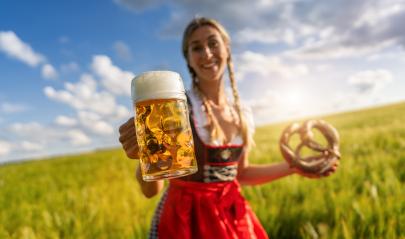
xmin=1 ymin=0 xmax=404 ymax=162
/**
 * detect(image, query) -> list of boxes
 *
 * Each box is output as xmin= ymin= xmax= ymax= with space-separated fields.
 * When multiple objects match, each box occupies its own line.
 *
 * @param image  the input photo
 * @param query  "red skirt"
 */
xmin=154 ymin=179 xmax=269 ymax=239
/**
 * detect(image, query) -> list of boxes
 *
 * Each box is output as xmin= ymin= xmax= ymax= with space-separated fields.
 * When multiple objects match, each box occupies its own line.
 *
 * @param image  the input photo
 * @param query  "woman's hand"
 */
xmin=119 ymin=117 xmax=164 ymax=197
xmin=119 ymin=117 xmax=140 ymax=159
xmin=293 ymin=160 xmax=340 ymax=179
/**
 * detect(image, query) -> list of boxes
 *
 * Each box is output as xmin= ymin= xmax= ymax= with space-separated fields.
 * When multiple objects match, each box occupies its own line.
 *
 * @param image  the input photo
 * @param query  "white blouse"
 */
xmin=186 ymin=89 xmax=255 ymax=146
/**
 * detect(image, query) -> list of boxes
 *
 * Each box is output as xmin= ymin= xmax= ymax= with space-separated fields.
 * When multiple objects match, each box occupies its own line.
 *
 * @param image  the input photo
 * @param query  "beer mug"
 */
xmin=131 ymin=71 xmax=197 ymax=181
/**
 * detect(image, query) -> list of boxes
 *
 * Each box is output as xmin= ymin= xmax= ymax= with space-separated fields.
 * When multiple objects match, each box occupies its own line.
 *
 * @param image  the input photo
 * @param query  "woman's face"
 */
xmin=187 ymin=25 xmax=229 ymax=83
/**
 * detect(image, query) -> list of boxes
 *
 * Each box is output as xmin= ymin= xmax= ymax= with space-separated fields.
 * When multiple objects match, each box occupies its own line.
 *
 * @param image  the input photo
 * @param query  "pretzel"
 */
xmin=279 ymin=120 xmax=341 ymax=175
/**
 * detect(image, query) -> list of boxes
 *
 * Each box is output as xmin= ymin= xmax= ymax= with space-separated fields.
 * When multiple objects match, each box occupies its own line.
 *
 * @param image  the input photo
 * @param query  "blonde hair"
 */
xmin=182 ymin=17 xmax=253 ymax=148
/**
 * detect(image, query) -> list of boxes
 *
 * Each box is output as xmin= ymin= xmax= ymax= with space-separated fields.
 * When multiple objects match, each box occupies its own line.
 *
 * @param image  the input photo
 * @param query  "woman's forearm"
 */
xmin=237 ymin=161 xmax=296 ymax=186
xmin=136 ymin=165 xmax=164 ymax=198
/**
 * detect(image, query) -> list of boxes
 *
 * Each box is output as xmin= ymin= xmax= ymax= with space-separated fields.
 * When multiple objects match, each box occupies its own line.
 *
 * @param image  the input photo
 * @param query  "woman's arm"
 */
xmin=119 ymin=117 xmax=164 ymax=198
xmin=237 ymin=151 xmax=295 ymax=185
xmin=135 ymin=166 xmax=165 ymax=198
xmin=236 ymin=150 xmax=339 ymax=186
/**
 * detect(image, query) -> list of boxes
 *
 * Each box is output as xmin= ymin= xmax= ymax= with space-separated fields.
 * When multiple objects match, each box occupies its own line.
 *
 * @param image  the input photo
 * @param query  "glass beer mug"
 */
xmin=131 ymin=71 xmax=198 ymax=181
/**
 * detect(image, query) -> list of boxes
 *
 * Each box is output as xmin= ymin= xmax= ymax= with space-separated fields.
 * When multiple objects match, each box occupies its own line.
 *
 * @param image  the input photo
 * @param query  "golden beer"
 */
xmin=132 ymin=71 xmax=197 ymax=181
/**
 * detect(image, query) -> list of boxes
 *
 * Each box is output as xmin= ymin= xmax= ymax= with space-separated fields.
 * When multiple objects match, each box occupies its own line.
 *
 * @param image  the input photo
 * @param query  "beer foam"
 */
xmin=131 ymin=71 xmax=186 ymax=102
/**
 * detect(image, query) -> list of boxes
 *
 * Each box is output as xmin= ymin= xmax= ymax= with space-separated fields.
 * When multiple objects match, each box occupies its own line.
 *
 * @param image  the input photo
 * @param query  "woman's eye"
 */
xmin=209 ymin=40 xmax=219 ymax=48
xmin=191 ymin=45 xmax=203 ymax=52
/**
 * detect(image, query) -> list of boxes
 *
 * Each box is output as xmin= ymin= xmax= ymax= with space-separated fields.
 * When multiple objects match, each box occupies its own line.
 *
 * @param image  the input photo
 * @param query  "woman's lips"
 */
xmin=201 ymin=61 xmax=217 ymax=69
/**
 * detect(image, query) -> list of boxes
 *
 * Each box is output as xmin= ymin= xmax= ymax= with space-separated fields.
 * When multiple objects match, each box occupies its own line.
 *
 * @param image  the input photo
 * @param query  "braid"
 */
xmin=227 ymin=55 xmax=253 ymax=149
xmin=182 ymin=16 xmax=251 ymax=146
xmin=192 ymin=77 xmax=226 ymax=144
xmin=187 ymin=64 xmax=225 ymax=143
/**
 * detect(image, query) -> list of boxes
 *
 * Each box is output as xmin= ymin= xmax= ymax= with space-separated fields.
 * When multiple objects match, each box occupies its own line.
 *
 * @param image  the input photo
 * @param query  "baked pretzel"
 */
xmin=279 ymin=120 xmax=341 ymax=175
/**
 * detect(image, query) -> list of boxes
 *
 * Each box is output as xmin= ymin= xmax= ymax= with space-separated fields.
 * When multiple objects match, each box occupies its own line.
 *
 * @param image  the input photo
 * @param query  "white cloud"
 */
xmin=2 ymin=120 xmax=100 ymax=160
xmin=354 ymin=3 xmax=405 ymax=28
xmin=115 ymin=0 xmax=405 ymax=60
xmin=367 ymin=47 xmax=405 ymax=62
xmin=235 ymin=51 xmax=308 ymax=81
xmin=327 ymin=69 xmax=394 ymax=112
xmin=229 ymin=51 xmax=312 ymax=125
xmin=55 ymin=115 xmax=78 ymax=127
xmin=67 ymin=129 xmax=91 ymax=146
xmin=285 ymin=0 xmax=405 ymax=59
xmin=5 ymin=122 xmax=51 ymax=155
xmin=20 ymin=141 xmax=44 ymax=151
xmin=246 ymin=87 xmax=323 ymax=125
xmin=247 ymin=90 xmax=281 ymax=114
xmin=65 ymin=74 xmax=97 ymax=100
xmin=60 ymin=62 xmax=79 ymax=74
xmin=6 ymin=122 xmax=63 ymax=147
xmin=330 ymin=90 xmax=385 ymax=113
xmin=42 ymin=64 xmax=58 ymax=80
xmin=0 ymin=140 xmax=12 ymax=156
xmin=113 ymin=41 xmax=132 ymax=61
xmin=39 ymin=54 xmax=133 ymax=156
xmin=348 ymin=69 xmax=393 ymax=94
xmin=0 ymin=102 xmax=28 ymax=113
xmin=78 ymin=111 xmax=114 ymax=135
xmin=285 ymin=35 xmax=396 ymax=60
xmin=114 ymin=0 xmax=287 ymax=38
xmin=235 ymin=28 xmax=296 ymax=45
xmin=91 ymin=55 xmax=134 ymax=96
xmin=115 ymin=105 xmax=131 ymax=120
xmin=44 ymin=74 xmax=120 ymax=116
xmin=0 ymin=31 xmax=45 ymax=67
xmin=44 ymin=86 xmax=74 ymax=103
xmin=9 ymin=122 xmax=44 ymax=135
xmin=43 ymin=65 xmax=131 ymax=136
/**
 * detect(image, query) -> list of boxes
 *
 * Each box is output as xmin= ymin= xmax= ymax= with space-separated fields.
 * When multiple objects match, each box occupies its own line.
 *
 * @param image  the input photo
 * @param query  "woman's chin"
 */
xmin=199 ymin=70 xmax=222 ymax=81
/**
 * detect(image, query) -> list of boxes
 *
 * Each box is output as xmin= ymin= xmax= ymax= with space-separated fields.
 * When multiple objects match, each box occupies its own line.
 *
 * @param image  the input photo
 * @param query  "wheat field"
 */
xmin=0 ymin=102 xmax=404 ymax=238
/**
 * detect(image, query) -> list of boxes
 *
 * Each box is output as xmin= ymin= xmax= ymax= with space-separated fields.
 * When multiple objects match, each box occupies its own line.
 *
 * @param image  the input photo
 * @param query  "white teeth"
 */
xmin=203 ymin=62 xmax=216 ymax=68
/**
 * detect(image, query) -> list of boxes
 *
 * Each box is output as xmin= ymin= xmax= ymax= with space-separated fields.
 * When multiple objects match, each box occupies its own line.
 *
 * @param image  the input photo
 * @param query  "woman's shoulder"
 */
xmin=186 ymin=88 xmax=209 ymax=124
xmin=186 ymin=88 xmax=201 ymax=108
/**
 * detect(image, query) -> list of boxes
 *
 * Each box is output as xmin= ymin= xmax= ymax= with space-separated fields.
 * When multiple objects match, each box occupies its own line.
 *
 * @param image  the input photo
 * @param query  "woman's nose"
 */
xmin=201 ymin=46 xmax=213 ymax=58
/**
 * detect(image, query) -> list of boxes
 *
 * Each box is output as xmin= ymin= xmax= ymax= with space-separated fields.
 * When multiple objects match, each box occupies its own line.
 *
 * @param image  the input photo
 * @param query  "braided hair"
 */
xmin=182 ymin=17 xmax=253 ymax=148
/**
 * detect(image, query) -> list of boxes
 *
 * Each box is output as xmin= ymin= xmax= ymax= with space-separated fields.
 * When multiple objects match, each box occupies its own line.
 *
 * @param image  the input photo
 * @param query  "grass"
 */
xmin=0 ymin=102 xmax=404 ymax=238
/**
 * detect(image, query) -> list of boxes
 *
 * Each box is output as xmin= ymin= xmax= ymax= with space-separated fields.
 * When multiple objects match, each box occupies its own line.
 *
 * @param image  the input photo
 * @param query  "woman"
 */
xmin=119 ymin=17 xmax=338 ymax=239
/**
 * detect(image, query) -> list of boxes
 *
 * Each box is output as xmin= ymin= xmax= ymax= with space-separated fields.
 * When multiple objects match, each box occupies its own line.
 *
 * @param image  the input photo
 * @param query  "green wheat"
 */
xmin=0 ymin=102 xmax=404 ymax=238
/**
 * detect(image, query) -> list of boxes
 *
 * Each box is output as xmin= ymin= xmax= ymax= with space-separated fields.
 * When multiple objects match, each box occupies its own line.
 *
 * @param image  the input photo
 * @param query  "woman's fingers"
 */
xmin=126 ymin=145 xmax=140 ymax=159
xmin=119 ymin=119 xmax=136 ymax=143
xmin=121 ymin=132 xmax=139 ymax=158
xmin=296 ymin=159 xmax=340 ymax=178
xmin=122 ymin=134 xmax=138 ymax=150
xmin=118 ymin=117 xmax=140 ymax=159
xmin=119 ymin=128 xmax=136 ymax=144
xmin=119 ymin=117 xmax=134 ymax=134
xmin=321 ymin=160 xmax=340 ymax=177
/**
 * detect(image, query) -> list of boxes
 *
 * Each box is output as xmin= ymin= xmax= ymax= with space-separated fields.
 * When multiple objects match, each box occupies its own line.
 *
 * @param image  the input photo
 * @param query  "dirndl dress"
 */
xmin=148 ymin=91 xmax=269 ymax=239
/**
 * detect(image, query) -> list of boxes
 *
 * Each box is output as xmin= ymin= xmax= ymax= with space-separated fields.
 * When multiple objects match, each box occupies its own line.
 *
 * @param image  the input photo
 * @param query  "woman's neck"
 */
xmin=196 ymin=77 xmax=226 ymax=105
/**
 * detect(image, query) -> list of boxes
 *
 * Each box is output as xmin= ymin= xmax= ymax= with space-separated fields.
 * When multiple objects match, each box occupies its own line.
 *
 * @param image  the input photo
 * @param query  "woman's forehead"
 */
xmin=188 ymin=25 xmax=222 ymax=44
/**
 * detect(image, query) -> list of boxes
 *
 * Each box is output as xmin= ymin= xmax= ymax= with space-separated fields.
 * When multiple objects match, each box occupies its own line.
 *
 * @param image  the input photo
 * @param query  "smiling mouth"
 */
xmin=202 ymin=62 xmax=217 ymax=69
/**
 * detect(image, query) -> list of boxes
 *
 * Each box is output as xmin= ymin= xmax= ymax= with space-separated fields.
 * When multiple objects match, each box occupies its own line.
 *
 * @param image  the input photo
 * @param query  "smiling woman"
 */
xmin=118 ymin=16 xmax=339 ymax=239
xmin=186 ymin=25 xmax=229 ymax=83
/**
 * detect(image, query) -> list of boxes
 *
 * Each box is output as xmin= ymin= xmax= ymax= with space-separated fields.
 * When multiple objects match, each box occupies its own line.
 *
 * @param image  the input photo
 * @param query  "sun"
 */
xmin=283 ymin=88 xmax=307 ymax=110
